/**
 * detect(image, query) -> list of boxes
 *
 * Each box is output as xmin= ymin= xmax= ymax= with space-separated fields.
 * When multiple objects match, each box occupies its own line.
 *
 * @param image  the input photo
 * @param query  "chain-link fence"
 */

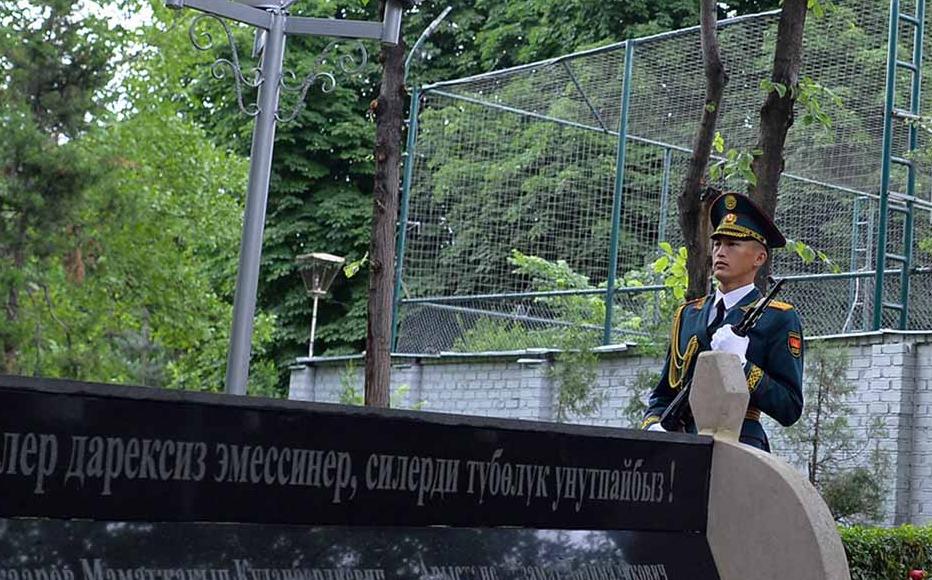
xmin=394 ymin=0 xmax=932 ymax=355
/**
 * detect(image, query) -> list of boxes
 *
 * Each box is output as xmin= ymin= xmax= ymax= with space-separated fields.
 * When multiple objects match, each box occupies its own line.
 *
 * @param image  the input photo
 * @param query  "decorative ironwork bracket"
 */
xmin=188 ymin=16 xmax=368 ymax=121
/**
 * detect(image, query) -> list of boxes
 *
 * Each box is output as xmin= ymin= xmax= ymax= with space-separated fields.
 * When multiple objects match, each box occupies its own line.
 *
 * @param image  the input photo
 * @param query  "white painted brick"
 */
xmin=885 ymin=364 xmax=906 ymax=377
xmin=881 ymin=391 xmax=902 ymax=403
xmin=291 ymin=333 xmax=932 ymax=523
xmin=873 ymin=355 xmax=892 ymax=367
xmin=851 ymin=357 xmax=870 ymax=368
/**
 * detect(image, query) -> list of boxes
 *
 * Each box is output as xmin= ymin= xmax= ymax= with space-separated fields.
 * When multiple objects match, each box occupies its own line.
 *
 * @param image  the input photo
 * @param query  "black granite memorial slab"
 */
xmin=0 ymin=519 xmax=719 ymax=579
xmin=0 ymin=375 xmax=720 ymax=579
xmin=0 ymin=375 xmax=712 ymax=532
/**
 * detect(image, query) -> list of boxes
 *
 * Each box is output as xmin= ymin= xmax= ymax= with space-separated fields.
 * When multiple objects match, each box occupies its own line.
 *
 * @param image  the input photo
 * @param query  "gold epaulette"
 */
xmin=767 ymin=300 xmax=794 ymax=311
xmin=689 ymin=296 xmax=707 ymax=310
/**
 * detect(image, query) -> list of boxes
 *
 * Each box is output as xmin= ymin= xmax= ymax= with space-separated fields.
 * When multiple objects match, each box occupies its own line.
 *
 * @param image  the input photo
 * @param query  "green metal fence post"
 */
xmin=901 ymin=199 xmax=915 ymax=328
xmin=603 ymin=41 xmax=635 ymax=345
xmin=390 ymin=87 xmax=421 ymax=351
xmin=900 ymin=0 xmax=925 ymax=329
xmin=874 ymin=0 xmax=925 ymax=329
xmin=873 ymin=0 xmax=900 ymax=330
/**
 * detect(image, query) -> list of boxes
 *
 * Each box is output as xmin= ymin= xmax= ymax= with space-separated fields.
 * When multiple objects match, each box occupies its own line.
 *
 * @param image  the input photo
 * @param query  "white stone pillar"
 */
xmin=691 ymin=351 xmax=851 ymax=580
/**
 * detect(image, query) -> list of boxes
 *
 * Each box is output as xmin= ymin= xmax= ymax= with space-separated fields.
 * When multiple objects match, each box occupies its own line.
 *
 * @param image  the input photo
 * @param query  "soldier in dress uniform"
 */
xmin=641 ymin=191 xmax=804 ymax=451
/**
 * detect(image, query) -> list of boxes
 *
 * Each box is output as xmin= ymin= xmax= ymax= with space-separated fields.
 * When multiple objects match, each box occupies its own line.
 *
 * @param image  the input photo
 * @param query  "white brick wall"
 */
xmin=289 ymin=331 xmax=932 ymax=525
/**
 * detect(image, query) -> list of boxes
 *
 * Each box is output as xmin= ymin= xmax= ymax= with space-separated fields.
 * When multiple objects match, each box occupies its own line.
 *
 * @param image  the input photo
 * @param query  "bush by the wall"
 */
xmin=841 ymin=526 xmax=932 ymax=579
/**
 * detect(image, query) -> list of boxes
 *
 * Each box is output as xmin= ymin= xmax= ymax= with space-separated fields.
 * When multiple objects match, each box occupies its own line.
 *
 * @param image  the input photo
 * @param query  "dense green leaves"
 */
xmin=0 ymin=0 xmax=117 ymax=373
xmin=0 ymin=0 xmax=280 ymax=393
xmin=0 ymin=0 xmax=785 ymax=392
xmin=841 ymin=525 xmax=932 ymax=580
xmin=9 ymin=81 xmax=280 ymax=391
xmin=170 ymin=0 xmax=739 ymax=384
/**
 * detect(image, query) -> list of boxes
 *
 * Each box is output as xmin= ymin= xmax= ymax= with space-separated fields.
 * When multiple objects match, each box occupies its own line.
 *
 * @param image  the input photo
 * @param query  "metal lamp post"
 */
xmin=165 ymin=0 xmax=415 ymax=395
xmin=296 ymin=252 xmax=345 ymax=358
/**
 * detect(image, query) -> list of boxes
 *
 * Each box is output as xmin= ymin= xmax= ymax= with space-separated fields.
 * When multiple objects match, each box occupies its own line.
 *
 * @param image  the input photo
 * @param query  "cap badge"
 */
xmin=724 ymin=195 xmax=737 ymax=210
xmin=723 ymin=213 xmax=737 ymax=224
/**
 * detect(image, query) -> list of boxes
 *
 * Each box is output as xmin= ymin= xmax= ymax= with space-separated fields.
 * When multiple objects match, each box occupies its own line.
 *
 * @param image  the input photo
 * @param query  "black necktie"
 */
xmin=708 ymin=299 xmax=726 ymax=336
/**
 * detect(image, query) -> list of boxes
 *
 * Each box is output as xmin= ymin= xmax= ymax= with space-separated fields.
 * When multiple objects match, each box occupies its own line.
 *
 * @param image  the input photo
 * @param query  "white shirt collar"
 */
xmin=713 ymin=282 xmax=757 ymax=311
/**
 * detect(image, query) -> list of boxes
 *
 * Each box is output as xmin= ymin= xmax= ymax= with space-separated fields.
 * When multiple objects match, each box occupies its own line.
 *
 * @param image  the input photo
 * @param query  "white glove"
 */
xmin=647 ymin=422 xmax=667 ymax=432
xmin=710 ymin=325 xmax=749 ymax=366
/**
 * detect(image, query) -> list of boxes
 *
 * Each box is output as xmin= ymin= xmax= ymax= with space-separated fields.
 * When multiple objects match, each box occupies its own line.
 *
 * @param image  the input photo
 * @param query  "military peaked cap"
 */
xmin=709 ymin=192 xmax=786 ymax=249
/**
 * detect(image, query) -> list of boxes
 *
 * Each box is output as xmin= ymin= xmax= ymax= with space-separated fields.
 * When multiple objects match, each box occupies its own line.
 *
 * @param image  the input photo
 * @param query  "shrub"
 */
xmin=841 ymin=526 xmax=932 ymax=580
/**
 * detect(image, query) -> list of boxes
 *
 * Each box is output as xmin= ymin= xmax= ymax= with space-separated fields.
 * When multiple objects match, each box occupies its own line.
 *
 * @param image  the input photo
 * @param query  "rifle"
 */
xmin=657 ymin=277 xmax=785 ymax=432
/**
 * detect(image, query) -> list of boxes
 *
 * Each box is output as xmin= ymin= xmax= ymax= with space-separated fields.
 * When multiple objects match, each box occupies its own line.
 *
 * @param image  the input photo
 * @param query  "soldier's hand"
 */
xmin=710 ymin=325 xmax=749 ymax=366
xmin=647 ymin=423 xmax=667 ymax=432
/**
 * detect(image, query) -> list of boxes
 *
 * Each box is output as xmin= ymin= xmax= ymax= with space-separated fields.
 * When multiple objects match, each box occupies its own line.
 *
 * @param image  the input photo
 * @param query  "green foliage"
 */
xmin=457 ymin=234 xmax=839 ymax=358
xmin=338 ymin=358 xmax=423 ymax=409
xmin=155 ymin=0 xmax=781 ymax=383
xmin=338 ymin=359 xmax=365 ymax=405
xmin=821 ymin=467 xmax=886 ymax=524
xmin=709 ymin=132 xmax=760 ymax=187
xmin=0 ymin=0 xmax=790 ymax=389
xmin=921 ymin=238 xmax=932 ymax=258
xmin=794 ymin=76 xmax=844 ymax=129
xmin=760 ymin=78 xmax=788 ymax=99
xmin=0 ymin=0 xmax=119 ymax=134
xmin=455 ymin=244 xmax=686 ymax=353
xmin=0 ymin=0 xmax=117 ymax=374
xmin=343 ymin=253 xmax=368 ymax=279
xmin=711 ymin=134 xmax=844 ymax=275
xmin=16 ymin=99 xmax=278 ymax=393
xmin=759 ymin=74 xmax=843 ymax=132
xmin=549 ymin=333 xmax=603 ymax=422
xmin=453 ymin=318 xmax=563 ymax=352
xmin=622 ymin=370 xmax=659 ymax=428
xmin=508 ymin=250 xmax=604 ymax=325
xmin=840 ymin=525 xmax=932 ymax=580
xmin=453 ymin=250 xmax=608 ymax=420
xmin=712 ymin=132 xmax=725 ymax=153
xmin=807 ymin=0 xmax=834 ymax=20
xmin=0 ymin=0 xmax=283 ymax=393
xmin=142 ymin=0 xmax=382 ymax=373
xmin=171 ymin=0 xmax=772 ymax=378
xmin=461 ymin=0 xmax=703 ymax=74
xmin=452 ymin=245 xmax=695 ymax=420
xmin=411 ymin=98 xmax=620 ymax=299
xmin=508 ymin=251 xmax=591 ymax=291
xmin=651 ymin=242 xmax=688 ymax=302
xmin=507 ymin=251 xmax=607 ymax=336
xmin=785 ymin=237 xmax=843 ymax=273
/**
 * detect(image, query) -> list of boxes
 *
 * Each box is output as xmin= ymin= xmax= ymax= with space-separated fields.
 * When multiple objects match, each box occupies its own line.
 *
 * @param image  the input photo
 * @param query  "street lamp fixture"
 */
xmin=165 ymin=0 xmax=416 ymax=395
xmin=296 ymin=252 xmax=345 ymax=358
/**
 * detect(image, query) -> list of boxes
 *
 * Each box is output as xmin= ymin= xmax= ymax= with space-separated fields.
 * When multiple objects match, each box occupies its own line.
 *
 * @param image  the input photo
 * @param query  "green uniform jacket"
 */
xmin=641 ymin=288 xmax=804 ymax=451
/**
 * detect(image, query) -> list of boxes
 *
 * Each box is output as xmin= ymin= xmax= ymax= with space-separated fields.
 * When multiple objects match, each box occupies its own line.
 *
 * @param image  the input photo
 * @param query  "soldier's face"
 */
xmin=711 ymin=236 xmax=768 ymax=291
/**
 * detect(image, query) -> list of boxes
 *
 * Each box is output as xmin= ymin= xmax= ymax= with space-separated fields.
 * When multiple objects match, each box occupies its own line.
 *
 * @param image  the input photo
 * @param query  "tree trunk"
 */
xmin=677 ymin=0 xmax=727 ymax=300
xmin=750 ymin=0 xmax=808 ymax=289
xmin=3 ymin=282 xmax=19 ymax=373
xmin=364 ymin=11 xmax=406 ymax=408
xmin=3 ymin=214 xmax=27 ymax=373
